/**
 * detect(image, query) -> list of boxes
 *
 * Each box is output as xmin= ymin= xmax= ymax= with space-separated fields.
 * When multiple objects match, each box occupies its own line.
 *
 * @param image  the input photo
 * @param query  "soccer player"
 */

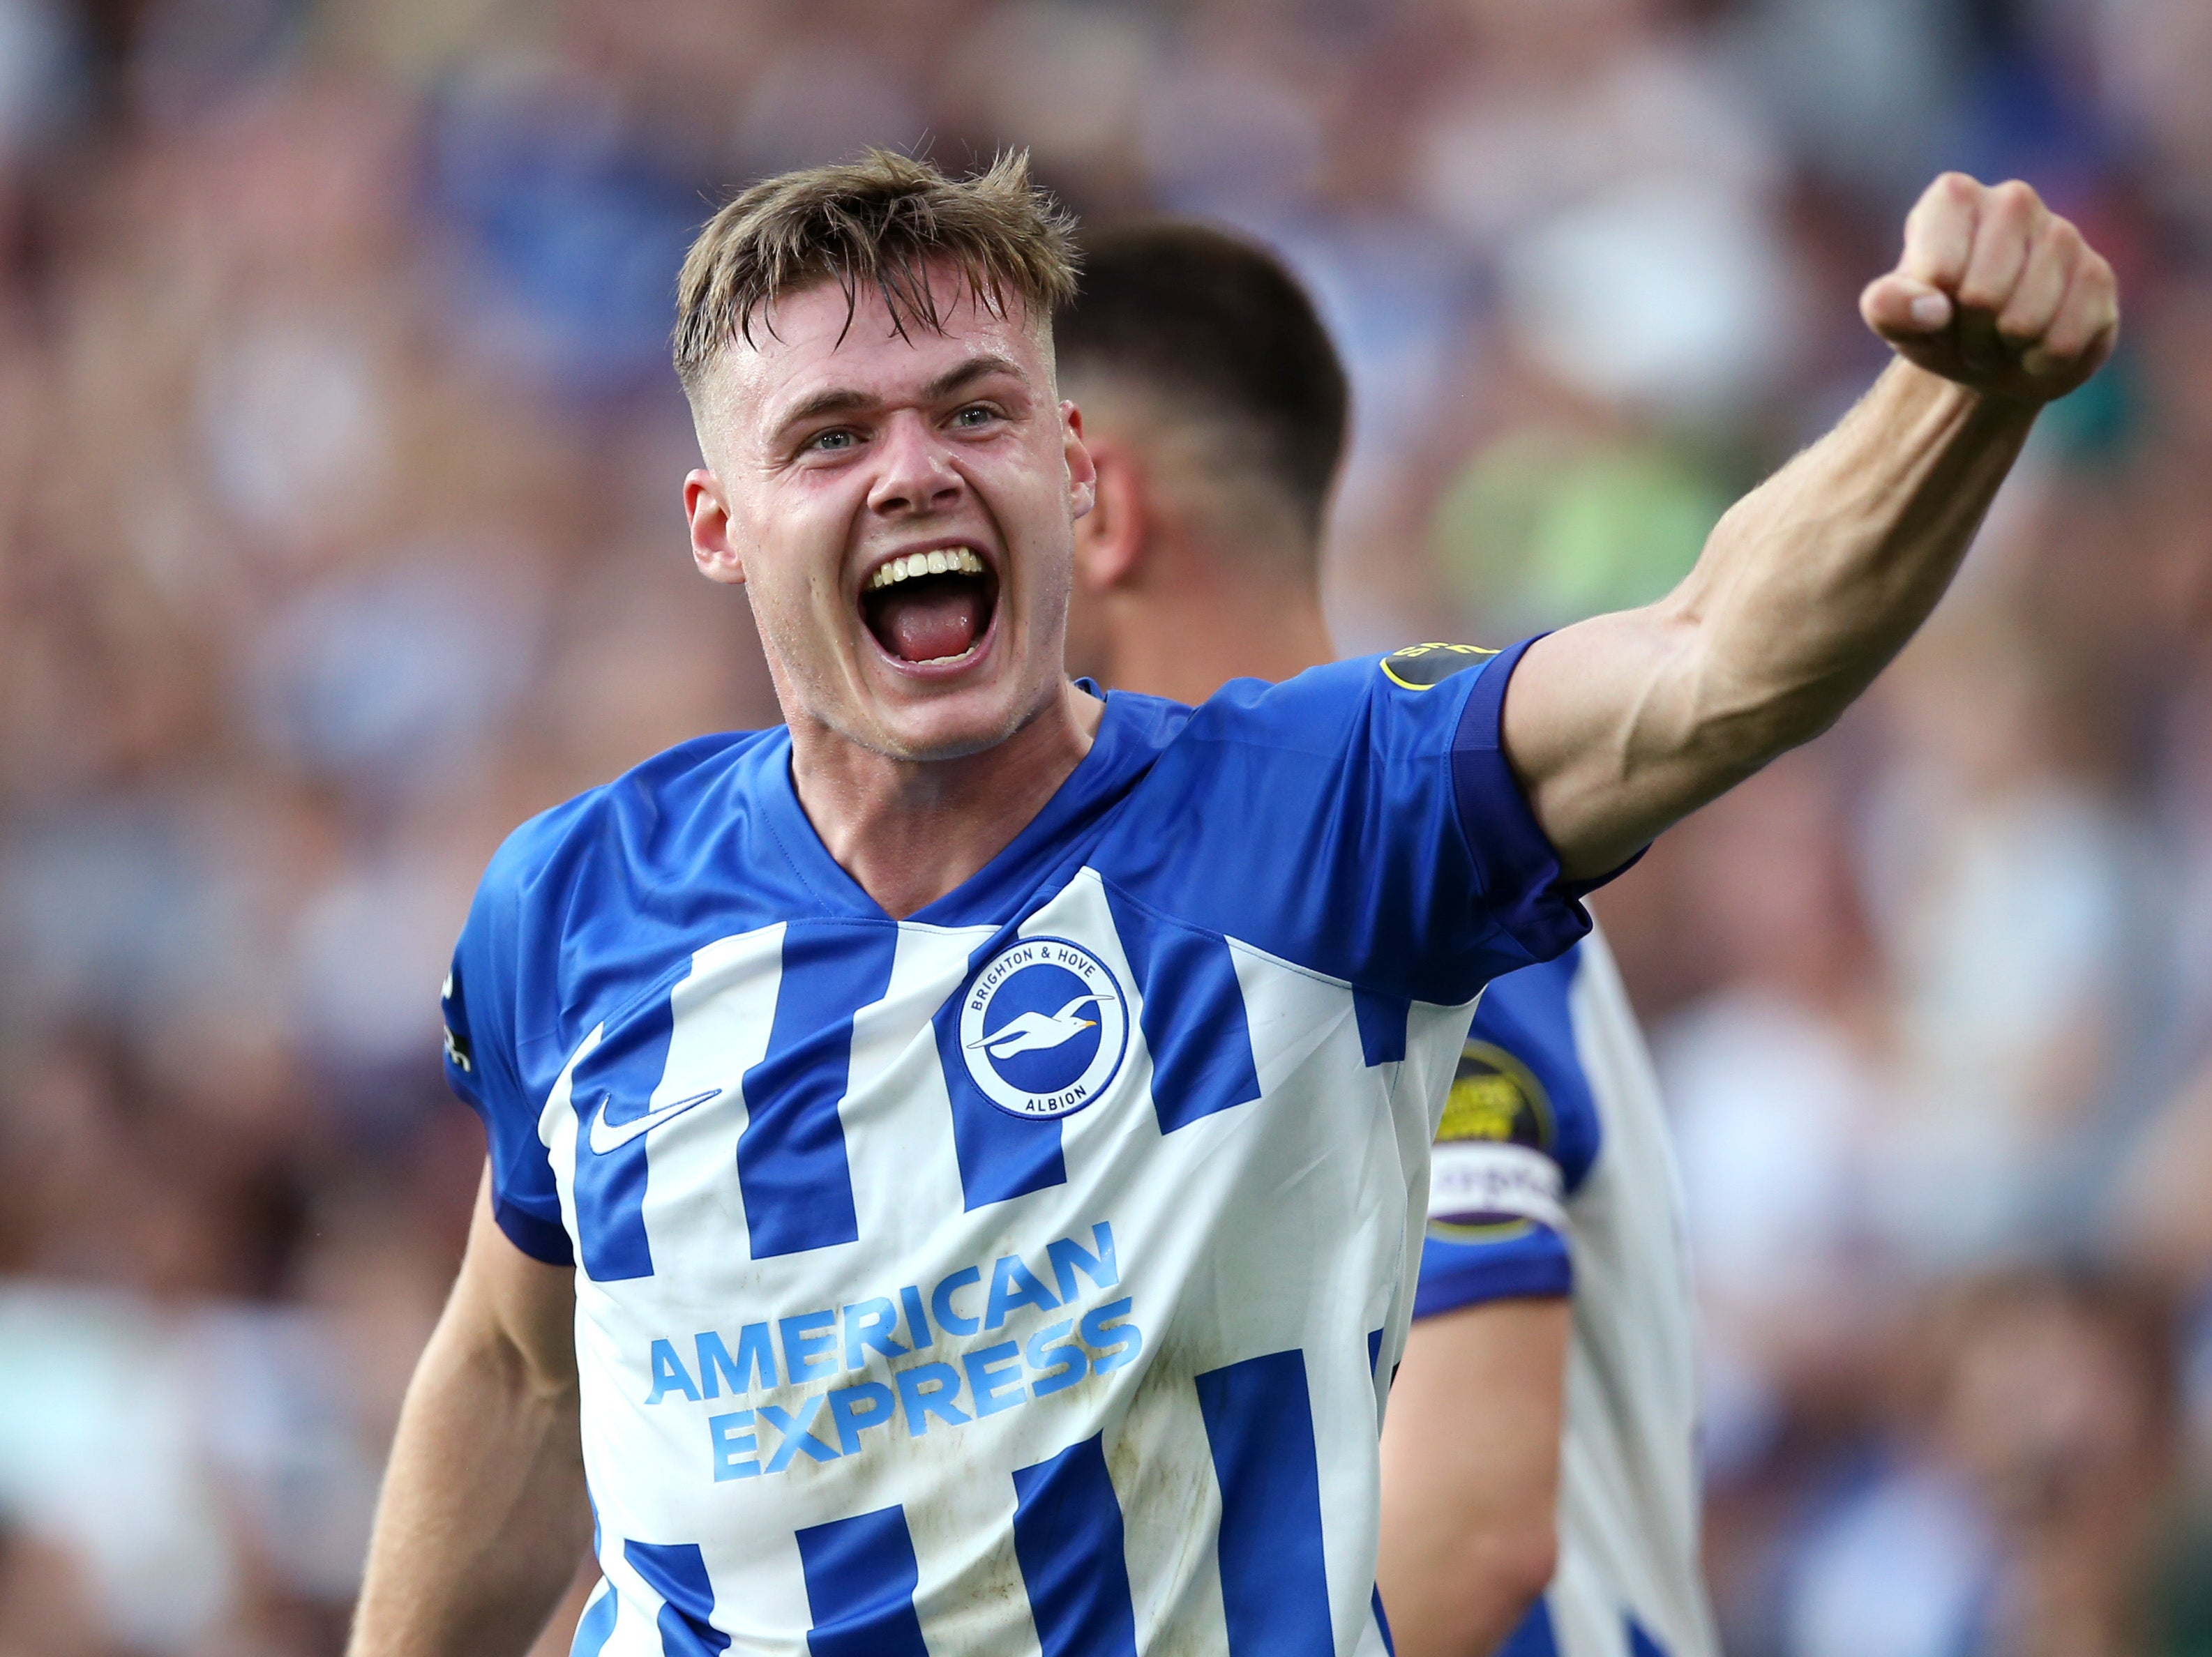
xmin=1056 ymin=223 xmax=1715 ymax=1657
xmin=349 ymin=152 xmax=2115 ymax=1656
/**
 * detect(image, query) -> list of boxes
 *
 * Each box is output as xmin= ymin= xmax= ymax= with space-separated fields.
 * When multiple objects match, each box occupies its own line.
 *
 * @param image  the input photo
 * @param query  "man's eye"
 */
xmin=952 ymin=404 xmax=998 ymax=428
xmin=806 ymin=429 xmax=857 ymax=453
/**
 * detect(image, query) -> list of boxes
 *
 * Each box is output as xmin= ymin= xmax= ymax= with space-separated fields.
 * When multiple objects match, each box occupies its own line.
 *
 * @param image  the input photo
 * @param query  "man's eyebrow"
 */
xmin=773 ymin=354 xmax=1030 ymax=437
xmin=924 ymin=354 xmax=1026 ymax=401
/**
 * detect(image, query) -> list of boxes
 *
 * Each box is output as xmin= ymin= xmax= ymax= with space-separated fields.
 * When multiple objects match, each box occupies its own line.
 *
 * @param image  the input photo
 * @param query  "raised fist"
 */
xmin=1860 ymin=173 xmax=2119 ymax=405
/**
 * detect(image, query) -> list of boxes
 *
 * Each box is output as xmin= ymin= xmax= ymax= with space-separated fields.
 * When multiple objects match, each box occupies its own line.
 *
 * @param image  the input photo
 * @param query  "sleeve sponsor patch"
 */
xmin=1427 ymin=1035 xmax=1563 ymax=1240
xmin=441 ymin=968 xmax=474 ymax=1072
xmin=1427 ymin=1140 xmax=1567 ymax=1236
xmin=1380 ymin=642 xmax=1497 ymax=690
xmin=1438 ymin=1038 xmax=1554 ymax=1153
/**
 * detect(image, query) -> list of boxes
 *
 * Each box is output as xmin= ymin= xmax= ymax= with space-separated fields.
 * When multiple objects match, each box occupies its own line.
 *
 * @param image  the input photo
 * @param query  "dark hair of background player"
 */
xmin=1055 ymin=222 xmax=1350 ymax=542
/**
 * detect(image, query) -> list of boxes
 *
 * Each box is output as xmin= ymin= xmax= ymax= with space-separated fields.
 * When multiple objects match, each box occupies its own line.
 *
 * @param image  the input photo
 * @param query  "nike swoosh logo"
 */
xmin=586 ymin=1088 xmax=722 ymax=1155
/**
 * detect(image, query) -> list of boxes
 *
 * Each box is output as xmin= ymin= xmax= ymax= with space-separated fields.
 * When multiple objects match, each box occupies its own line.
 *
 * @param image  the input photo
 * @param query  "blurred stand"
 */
xmin=0 ymin=1 xmax=2209 ymax=1653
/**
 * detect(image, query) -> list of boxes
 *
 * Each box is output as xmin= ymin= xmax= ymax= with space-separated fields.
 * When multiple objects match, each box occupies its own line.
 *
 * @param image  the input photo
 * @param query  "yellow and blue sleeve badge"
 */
xmin=1380 ymin=642 xmax=1497 ymax=691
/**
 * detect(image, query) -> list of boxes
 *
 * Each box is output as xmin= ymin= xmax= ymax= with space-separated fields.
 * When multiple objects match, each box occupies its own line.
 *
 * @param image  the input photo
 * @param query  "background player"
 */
xmin=1059 ymin=223 xmax=1715 ymax=1657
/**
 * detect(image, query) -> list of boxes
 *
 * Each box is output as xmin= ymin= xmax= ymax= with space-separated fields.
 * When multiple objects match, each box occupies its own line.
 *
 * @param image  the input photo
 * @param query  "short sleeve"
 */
xmin=1412 ymin=946 xmax=1604 ymax=1319
xmin=444 ymin=851 xmax=573 ymax=1266
xmin=1414 ymin=1221 xmax=1573 ymax=1319
xmin=1447 ymin=635 xmax=1629 ymax=967
xmin=1097 ymin=636 xmax=1618 ymax=1006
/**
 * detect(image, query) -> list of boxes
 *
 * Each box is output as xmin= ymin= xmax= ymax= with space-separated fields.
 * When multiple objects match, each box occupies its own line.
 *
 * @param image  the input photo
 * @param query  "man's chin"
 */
xmin=843 ymin=685 xmax=1041 ymax=766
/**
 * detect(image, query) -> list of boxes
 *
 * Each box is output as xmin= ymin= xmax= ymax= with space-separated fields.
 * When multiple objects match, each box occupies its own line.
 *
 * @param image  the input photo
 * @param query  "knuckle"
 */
xmin=1993 ymin=179 xmax=2038 ymax=210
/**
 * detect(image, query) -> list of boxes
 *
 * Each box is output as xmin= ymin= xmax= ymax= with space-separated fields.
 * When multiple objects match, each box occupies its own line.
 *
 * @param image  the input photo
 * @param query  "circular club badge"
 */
xmin=960 ymin=937 xmax=1129 ymax=1120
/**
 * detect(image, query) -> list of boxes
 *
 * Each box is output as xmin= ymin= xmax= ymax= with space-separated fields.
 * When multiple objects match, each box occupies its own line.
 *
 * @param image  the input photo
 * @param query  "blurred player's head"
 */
xmin=1055 ymin=222 xmax=1349 ymax=697
xmin=675 ymin=150 xmax=1094 ymax=762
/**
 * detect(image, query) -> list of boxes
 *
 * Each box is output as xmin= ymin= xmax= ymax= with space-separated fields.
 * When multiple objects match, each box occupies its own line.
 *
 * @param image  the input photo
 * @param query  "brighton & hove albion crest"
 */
xmin=961 ymin=937 xmax=1129 ymax=1120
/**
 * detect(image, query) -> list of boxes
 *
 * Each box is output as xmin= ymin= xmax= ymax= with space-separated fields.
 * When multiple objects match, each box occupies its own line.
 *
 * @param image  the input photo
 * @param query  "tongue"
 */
xmin=875 ymin=582 xmax=987 ymax=663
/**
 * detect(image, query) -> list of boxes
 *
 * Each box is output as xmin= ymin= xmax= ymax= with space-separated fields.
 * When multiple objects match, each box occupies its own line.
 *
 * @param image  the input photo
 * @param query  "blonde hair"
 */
xmin=672 ymin=149 xmax=1080 ymax=396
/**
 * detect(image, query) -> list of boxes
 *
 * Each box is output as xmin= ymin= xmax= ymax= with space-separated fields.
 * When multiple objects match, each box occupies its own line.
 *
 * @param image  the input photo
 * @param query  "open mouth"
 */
xmin=860 ymin=546 xmax=1000 ymax=667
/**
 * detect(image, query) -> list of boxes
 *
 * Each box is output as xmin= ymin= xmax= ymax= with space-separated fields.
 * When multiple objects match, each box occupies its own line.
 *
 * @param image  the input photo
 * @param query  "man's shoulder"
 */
xmin=479 ymin=727 xmax=788 ymax=909
xmin=1175 ymin=656 xmax=1399 ymax=751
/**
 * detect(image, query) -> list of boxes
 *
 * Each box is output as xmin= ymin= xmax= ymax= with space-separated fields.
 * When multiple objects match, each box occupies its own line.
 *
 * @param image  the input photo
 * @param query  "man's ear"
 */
xmin=1071 ymin=444 xmax=1148 ymax=593
xmin=686 ymin=469 xmax=745 ymax=585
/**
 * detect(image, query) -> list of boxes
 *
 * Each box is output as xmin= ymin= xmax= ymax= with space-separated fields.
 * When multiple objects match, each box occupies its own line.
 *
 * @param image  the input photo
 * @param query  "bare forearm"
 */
xmin=1378 ymin=1301 xmax=1568 ymax=1657
xmin=1678 ymin=362 xmax=2029 ymax=750
xmin=1619 ymin=365 xmax=2031 ymax=802
xmin=351 ymin=1321 xmax=589 ymax=1657
xmin=1514 ymin=367 xmax=2031 ymax=873
xmin=1510 ymin=174 xmax=2116 ymax=876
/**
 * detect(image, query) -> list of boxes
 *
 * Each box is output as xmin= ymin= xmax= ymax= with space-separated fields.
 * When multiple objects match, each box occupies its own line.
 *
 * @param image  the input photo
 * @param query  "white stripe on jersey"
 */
xmin=1551 ymin=930 xmax=1718 ymax=1657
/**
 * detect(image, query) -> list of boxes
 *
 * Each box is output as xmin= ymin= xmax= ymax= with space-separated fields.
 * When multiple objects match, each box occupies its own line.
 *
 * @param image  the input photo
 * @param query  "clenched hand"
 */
xmin=1860 ymin=172 xmax=2119 ymax=405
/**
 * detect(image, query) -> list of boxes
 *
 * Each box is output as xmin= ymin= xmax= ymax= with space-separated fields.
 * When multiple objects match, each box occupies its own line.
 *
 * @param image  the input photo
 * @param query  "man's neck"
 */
xmin=1099 ymin=570 xmax=1335 ymax=705
xmin=787 ymin=681 xmax=1104 ymax=920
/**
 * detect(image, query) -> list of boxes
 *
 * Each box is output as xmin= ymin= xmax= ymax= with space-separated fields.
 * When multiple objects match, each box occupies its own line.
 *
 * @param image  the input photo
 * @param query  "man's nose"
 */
xmin=867 ymin=414 xmax=965 ymax=517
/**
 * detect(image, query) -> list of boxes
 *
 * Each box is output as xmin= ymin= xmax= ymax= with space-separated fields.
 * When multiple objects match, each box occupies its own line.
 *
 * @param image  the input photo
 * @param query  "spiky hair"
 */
xmin=672 ymin=149 xmax=1081 ymax=395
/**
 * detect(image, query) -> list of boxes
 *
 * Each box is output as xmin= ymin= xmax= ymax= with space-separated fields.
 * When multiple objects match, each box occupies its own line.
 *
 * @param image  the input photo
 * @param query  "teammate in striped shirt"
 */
xmin=348 ymin=152 xmax=2116 ymax=1656
xmin=1058 ymin=222 xmax=1717 ymax=1657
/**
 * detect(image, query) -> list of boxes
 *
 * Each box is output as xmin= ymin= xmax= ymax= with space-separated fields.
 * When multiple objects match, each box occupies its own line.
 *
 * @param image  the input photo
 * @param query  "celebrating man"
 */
xmin=351 ymin=151 xmax=2115 ymax=1656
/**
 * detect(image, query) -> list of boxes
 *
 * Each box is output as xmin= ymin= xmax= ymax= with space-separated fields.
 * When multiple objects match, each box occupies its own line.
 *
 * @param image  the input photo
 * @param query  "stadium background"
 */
xmin=0 ymin=0 xmax=2209 ymax=1651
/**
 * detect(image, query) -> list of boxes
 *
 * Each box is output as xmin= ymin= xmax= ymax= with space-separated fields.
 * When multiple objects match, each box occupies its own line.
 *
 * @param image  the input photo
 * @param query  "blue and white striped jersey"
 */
xmin=441 ymin=640 xmax=1603 ymax=1657
xmin=1415 ymin=931 xmax=1718 ymax=1657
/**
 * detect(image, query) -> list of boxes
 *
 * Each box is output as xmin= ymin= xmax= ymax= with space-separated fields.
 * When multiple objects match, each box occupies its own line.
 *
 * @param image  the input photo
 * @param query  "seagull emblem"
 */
xmin=968 ymin=994 xmax=1109 ymax=1061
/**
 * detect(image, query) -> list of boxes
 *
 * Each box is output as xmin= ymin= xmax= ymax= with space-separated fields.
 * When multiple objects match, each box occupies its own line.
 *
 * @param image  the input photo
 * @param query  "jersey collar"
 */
xmin=758 ymin=683 xmax=1173 ymax=928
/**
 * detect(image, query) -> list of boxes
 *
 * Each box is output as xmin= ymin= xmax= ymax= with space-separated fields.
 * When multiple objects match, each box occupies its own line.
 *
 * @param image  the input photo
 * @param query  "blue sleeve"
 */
xmin=444 ymin=839 xmax=573 ymax=1266
xmin=1414 ymin=1224 xmax=1573 ymax=1318
xmin=1100 ymin=636 xmax=1618 ymax=1006
xmin=1412 ymin=946 xmax=1604 ymax=1317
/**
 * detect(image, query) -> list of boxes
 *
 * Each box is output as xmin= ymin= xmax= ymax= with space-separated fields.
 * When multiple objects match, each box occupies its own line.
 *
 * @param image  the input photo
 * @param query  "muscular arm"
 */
xmin=1378 ymin=1298 xmax=1573 ymax=1657
xmin=1507 ymin=174 xmax=2119 ymax=877
xmin=349 ymin=1169 xmax=592 ymax=1657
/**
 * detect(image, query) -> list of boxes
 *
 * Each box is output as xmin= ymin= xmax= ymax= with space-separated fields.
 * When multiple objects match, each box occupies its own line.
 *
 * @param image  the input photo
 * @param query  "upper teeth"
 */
xmin=867 ymin=548 xmax=986 ymax=591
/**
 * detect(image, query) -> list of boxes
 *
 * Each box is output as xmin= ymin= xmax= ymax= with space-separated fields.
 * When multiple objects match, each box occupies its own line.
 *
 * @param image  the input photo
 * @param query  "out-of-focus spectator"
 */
xmin=1776 ymin=1267 xmax=2179 ymax=1657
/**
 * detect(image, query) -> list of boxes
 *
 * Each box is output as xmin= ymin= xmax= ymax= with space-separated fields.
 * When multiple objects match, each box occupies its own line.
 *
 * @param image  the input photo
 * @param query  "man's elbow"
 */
xmin=1447 ymin=1522 xmax=1558 ymax=1654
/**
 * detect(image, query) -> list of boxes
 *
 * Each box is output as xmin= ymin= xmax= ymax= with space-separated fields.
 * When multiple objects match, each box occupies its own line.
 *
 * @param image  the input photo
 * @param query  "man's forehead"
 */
xmin=717 ymin=273 xmax=1051 ymax=418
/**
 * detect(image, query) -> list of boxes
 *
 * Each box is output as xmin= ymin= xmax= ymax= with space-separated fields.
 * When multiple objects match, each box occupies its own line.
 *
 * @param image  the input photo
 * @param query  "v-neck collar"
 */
xmin=758 ymin=686 xmax=1157 ymax=928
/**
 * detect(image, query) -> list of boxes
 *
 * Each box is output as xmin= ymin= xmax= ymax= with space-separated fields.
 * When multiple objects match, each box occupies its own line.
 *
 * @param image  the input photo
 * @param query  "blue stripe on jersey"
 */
xmin=622 ymin=1541 xmax=729 ymax=1656
xmin=571 ymin=982 xmax=681 ymax=1280
xmin=933 ymin=935 xmax=1070 ymax=1209
xmin=1373 ymin=1586 xmax=1397 ymax=1655
xmin=1628 ymin=1616 xmax=1671 ymax=1656
xmin=1010 ymin=1433 xmax=1140 ymax=1657
xmin=1194 ymin=1349 xmax=1334 ymax=1657
xmin=736 ymin=921 xmax=896 ymax=1257
xmin=1496 ymin=1598 xmax=1558 ymax=1657
xmin=794 ymin=1504 xmax=931 ymax=1657
xmin=570 ymin=1583 xmax=617 ymax=1657
xmin=1353 ymin=988 xmax=1410 ymax=1066
xmin=1101 ymin=886 xmax=1261 ymax=1133
xmin=1367 ymin=1326 xmax=1384 ymax=1377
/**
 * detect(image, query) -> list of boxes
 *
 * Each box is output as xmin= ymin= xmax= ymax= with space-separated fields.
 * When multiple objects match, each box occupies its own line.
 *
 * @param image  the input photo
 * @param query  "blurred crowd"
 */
xmin=1 ymin=0 xmax=2209 ymax=1652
